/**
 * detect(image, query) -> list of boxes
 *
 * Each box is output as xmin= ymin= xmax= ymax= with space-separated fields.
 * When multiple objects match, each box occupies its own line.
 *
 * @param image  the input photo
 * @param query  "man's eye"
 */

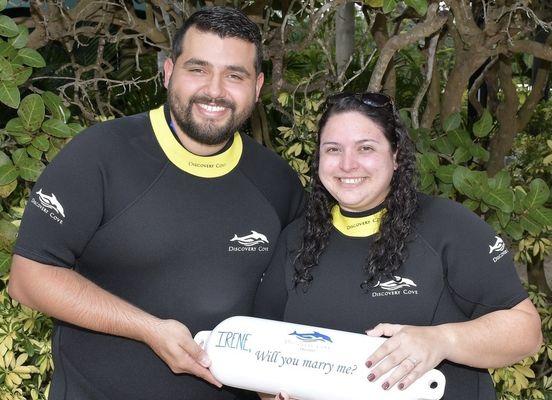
xmin=228 ymin=74 xmax=244 ymax=81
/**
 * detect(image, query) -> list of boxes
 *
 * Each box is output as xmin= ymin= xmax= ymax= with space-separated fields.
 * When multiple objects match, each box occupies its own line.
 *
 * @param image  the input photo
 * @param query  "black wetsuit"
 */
xmin=255 ymin=194 xmax=527 ymax=400
xmin=14 ymin=104 xmax=304 ymax=400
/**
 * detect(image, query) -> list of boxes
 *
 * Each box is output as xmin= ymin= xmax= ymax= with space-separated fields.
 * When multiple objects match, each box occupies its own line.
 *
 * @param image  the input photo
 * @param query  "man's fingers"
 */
xmin=180 ymin=336 xmax=211 ymax=368
xmin=187 ymin=361 xmax=223 ymax=388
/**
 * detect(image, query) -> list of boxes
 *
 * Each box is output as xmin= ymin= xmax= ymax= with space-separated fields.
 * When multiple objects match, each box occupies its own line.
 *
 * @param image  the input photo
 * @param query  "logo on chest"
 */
xmin=371 ymin=275 xmax=419 ymax=297
xmin=228 ymin=230 xmax=270 ymax=252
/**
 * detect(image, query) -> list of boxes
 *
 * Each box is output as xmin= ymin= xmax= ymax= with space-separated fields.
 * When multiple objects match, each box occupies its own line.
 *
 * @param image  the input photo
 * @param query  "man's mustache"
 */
xmin=191 ymin=95 xmax=235 ymax=110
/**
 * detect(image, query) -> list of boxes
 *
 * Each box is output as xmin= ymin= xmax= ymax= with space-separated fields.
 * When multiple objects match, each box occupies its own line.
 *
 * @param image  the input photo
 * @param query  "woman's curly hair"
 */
xmin=293 ymin=94 xmax=419 ymax=290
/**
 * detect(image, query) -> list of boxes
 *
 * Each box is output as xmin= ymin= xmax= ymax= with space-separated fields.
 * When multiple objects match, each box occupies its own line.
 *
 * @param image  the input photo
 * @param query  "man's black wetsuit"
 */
xmin=255 ymin=194 xmax=527 ymax=400
xmin=14 ymin=105 xmax=304 ymax=400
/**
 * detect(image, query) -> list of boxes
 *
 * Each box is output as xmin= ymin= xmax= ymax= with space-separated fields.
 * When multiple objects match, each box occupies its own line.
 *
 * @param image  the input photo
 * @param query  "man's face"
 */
xmin=163 ymin=27 xmax=264 ymax=146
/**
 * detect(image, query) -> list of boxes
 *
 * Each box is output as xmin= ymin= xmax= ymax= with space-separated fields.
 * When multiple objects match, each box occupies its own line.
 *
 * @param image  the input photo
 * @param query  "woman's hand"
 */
xmin=364 ymin=323 xmax=450 ymax=391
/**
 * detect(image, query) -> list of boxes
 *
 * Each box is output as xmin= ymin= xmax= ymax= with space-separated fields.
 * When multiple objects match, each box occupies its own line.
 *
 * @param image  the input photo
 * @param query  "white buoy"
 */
xmin=194 ymin=316 xmax=445 ymax=400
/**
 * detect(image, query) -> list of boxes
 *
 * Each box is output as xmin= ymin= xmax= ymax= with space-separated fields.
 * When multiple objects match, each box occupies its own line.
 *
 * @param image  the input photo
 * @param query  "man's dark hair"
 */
xmin=172 ymin=6 xmax=263 ymax=74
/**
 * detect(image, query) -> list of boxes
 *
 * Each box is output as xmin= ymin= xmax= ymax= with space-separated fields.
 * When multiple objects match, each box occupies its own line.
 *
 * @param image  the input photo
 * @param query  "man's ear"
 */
xmin=163 ymin=58 xmax=175 ymax=89
xmin=255 ymin=72 xmax=265 ymax=101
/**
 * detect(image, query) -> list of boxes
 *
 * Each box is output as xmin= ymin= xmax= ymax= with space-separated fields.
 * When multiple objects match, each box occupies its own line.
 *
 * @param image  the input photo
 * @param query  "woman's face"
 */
xmin=318 ymin=111 xmax=397 ymax=213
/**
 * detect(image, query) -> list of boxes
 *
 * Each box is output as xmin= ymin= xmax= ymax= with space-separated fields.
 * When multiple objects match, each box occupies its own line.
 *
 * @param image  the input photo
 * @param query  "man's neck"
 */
xmin=170 ymin=115 xmax=228 ymax=156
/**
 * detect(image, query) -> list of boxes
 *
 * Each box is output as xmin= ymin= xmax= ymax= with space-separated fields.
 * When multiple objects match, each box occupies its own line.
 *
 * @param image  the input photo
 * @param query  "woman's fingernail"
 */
xmin=382 ymin=382 xmax=390 ymax=390
xmin=365 ymin=360 xmax=372 ymax=367
xmin=277 ymin=394 xmax=284 ymax=400
xmin=367 ymin=373 xmax=375 ymax=381
xmin=399 ymin=383 xmax=405 ymax=390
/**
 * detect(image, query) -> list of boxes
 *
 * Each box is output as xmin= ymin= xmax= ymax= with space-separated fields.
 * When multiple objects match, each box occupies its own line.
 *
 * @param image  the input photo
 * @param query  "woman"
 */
xmin=255 ymin=92 xmax=542 ymax=399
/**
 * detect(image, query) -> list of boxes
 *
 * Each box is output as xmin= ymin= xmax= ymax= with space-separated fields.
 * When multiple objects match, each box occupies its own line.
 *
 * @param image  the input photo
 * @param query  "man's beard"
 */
xmin=168 ymin=90 xmax=254 ymax=146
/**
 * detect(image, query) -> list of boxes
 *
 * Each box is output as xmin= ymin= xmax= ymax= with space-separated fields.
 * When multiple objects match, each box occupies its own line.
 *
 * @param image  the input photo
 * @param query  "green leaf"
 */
xmin=524 ymin=178 xmax=550 ymax=208
xmin=404 ymin=0 xmax=428 ymax=15
xmin=18 ymin=93 xmax=45 ymax=132
xmin=8 ymin=25 xmax=28 ymax=49
xmin=0 ymin=0 xmax=7 ymax=12
xmin=45 ymin=145 xmax=60 ymax=162
xmin=432 ymin=136 xmax=455 ymax=155
xmin=0 ymin=80 xmax=20 ymax=108
xmin=496 ymin=210 xmax=510 ymax=228
xmin=14 ymin=133 xmax=32 ymax=145
xmin=453 ymin=146 xmax=471 ymax=164
xmin=12 ymin=65 xmax=32 ymax=86
xmin=435 ymin=164 xmax=455 ymax=184
xmin=438 ymin=182 xmax=454 ymax=197
xmin=0 ymin=251 xmax=10 ymax=274
xmin=488 ymin=170 xmax=511 ymax=190
xmin=0 ymin=56 xmax=13 ymax=79
xmin=0 ymin=179 xmax=16 ymax=198
xmin=473 ymin=109 xmax=493 ymax=137
xmin=482 ymin=188 xmax=514 ymax=213
xmin=13 ymin=48 xmax=46 ymax=68
xmin=443 ymin=113 xmax=462 ymax=132
xmin=447 ymin=129 xmax=471 ymax=148
xmin=17 ymin=157 xmax=45 ymax=182
xmin=365 ymin=0 xmax=383 ymax=7
xmin=452 ymin=166 xmax=484 ymax=200
xmin=26 ymin=144 xmax=43 ymax=160
xmin=527 ymin=207 xmax=552 ymax=227
xmin=418 ymin=172 xmax=434 ymax=192
xmin=418 ymin=152 xmax=439 ymax=172
xmin=31 ymin=134 xmax=50 ymax=152
xmin=0 ymin=164 xmax=18 ymax=185
xmin=486 ymin=214 xmax=500 ymax=232
xmin=0 ymin=219 xmax=17 ymax=251
xmin=504 ymin=220 xmax=523 ymax=241
xmin=514 ymin=187 xmax=527 ymax=214
xmin=463 ymin=199 xmax=479 ymax=211
xmin=520 ymin=215 xmax=541 ymax=236
xmin=67 ymin=122 xmax=84 ymax=136
xmin=12 ymin=148 xmax=27 ymax=166
xmin=5 ymin=117 xmax=26 ymax=135
xmin=383 ymin=0 xmax=397 ymax=13
xmin=0 ymin=15 xmax=19 ymax=38
xmin=0 ymin=151 xmax=11 ymax=167
xmin=469 ymin=144 xmax=490 ymax=161
xmin=42 ymin=119 xmax=72 ymax=138
xmin=42 ymin=91 xmax=66 ymax=121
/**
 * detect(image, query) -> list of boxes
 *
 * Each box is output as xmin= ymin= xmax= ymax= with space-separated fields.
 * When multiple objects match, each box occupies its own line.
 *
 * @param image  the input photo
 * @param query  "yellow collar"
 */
xmin=331 ymin=205 xmax=385 ymax=237
xmin=149 ymin=105 xmax=243 ymax=178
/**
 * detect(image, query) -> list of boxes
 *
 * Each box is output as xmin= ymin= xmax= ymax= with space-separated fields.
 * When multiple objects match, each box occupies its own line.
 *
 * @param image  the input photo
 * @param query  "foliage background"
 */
xmin=0 ymin=0 xmax=551 ymax=399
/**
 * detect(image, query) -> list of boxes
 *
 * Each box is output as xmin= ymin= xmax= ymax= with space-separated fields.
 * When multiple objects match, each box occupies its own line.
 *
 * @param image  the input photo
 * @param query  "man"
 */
xmin=8 ymin=7 xmax=304 ymax=400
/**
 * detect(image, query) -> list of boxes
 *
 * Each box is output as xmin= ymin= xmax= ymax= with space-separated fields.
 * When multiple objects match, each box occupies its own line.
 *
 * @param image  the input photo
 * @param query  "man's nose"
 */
xmin=204 ymin=74 xmax=225 ymax=99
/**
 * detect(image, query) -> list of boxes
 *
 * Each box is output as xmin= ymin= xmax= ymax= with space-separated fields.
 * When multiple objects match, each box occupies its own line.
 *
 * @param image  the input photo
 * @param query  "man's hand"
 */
xmin=143 ymin=318 xmax=222 ymax=387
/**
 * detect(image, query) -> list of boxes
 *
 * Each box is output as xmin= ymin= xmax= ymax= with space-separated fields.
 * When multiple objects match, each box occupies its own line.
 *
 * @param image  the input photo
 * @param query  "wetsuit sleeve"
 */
xmin=254 ymin=228 xmax=292 ymax=321
xmin=442 ymin=201 xmax=528 ymax=318
xmin=14 ymin=131 xmax=104 ymax=268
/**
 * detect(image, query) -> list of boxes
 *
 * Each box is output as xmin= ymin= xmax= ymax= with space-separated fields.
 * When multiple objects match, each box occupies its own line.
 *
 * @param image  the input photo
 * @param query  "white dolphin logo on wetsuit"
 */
xmin=489 ymin=236 xmax=505 ymax=254
xmin=374 ymin=276 xmax=417 ymax=291
xmin=230 ymin=230 xmax=269 ymax=247
xmin=36 ymin=189 xmax=65 ymax=217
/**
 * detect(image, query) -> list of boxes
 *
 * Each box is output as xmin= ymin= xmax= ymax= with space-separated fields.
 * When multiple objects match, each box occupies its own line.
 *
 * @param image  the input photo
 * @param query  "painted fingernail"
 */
xmin=277 ymin=394 xmax=284 ymax=400
xmin=367 ymin=373 xmax=375 ymax=382
xmin=382 ymin=382 xmax=390 ymax=390
xmin=365 ymin=360 xmax=372 ymax=367
xmin=399 ymin=383 xmax=405 ymax=390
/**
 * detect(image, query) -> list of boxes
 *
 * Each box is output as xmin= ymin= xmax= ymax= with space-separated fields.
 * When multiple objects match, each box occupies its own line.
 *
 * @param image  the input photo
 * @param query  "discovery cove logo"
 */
xmin=289 ymin=331 xmax=333 ymax=343
xmin=371 ymin=275 xmax=419 ymax=297
xmin=30 ymin=188 xmax=65 ymax=225
xmin=228 ymin=230 xmax=270 ymax=252
xmin=489 ymin=236 xmax=508 ymax=263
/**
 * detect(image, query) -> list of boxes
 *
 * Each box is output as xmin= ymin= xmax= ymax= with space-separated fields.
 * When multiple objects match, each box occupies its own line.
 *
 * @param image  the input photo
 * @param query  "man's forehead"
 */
xmin=177 ymin=27 xmax=256 ymax=69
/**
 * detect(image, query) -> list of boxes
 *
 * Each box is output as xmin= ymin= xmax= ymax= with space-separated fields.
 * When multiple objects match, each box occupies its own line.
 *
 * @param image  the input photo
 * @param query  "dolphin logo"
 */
xmin=489 ymin=236 xmax=505 ymax=254
xmin=230 ymin=230 xmax=269 ymax=247
xmin=289 ymin=331 xmax=333 ymax=343
xmin=36 ymin=189 xmax=65 ymax=217
xmin=374 ymin=276 xmax=417 ymax=291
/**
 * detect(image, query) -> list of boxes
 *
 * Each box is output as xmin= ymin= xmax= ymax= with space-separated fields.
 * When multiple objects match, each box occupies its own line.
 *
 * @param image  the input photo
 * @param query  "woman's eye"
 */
xmin=360 ymin=146 xmax=374 ymax=152
xmin=326 ymin=147 xmax=340 ymax=153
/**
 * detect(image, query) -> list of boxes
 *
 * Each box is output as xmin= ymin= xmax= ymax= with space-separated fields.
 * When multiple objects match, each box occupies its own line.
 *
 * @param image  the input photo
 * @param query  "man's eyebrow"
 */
xmin=182 ymin=58 xmax=251 ymax=77
xmin=182 ymin=58 xmax=210 ymax=67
